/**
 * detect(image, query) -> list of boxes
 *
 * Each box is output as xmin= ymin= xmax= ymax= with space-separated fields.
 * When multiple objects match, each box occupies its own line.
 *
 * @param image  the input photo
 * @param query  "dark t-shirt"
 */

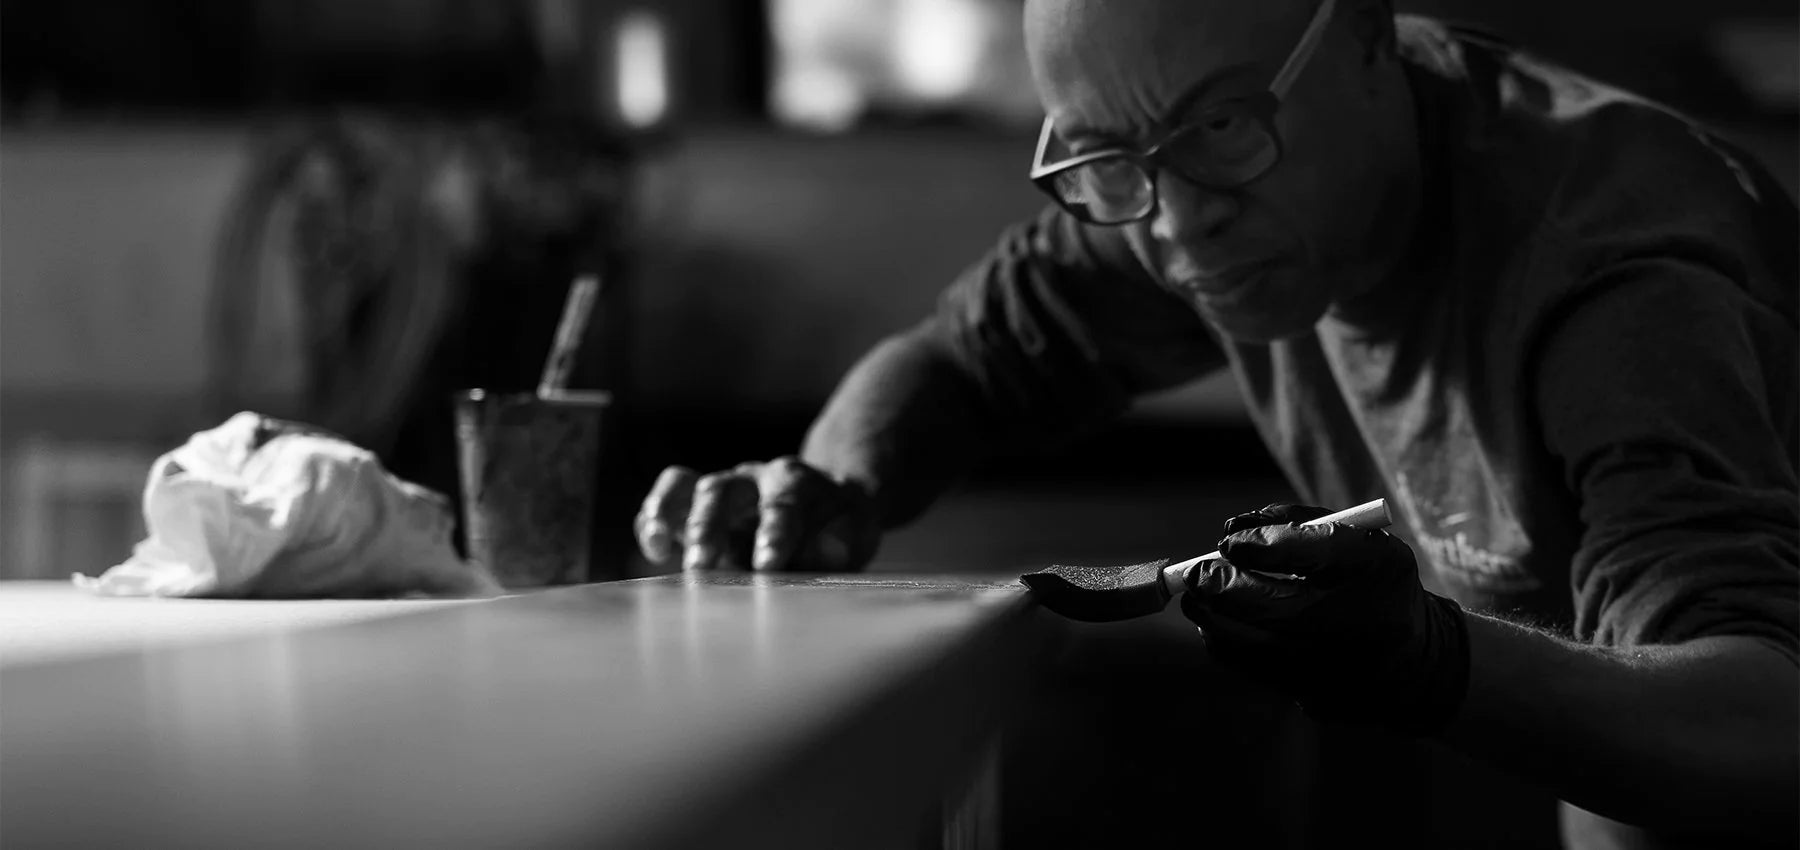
xmin=928 ymin=17 xmax=1799 ymax=657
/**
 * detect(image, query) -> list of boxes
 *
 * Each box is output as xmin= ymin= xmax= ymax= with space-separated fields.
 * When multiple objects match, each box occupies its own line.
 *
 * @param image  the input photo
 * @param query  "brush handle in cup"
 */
xmin=1159 ymin=498 xmax=1392 ymax=596
xmin=538 ymin=274 xmax=602 ymax=398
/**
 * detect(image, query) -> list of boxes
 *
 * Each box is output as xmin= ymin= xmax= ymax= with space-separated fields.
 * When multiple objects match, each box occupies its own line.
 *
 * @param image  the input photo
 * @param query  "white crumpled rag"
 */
xmin=74 ymin=412 xmax=502 ymax=599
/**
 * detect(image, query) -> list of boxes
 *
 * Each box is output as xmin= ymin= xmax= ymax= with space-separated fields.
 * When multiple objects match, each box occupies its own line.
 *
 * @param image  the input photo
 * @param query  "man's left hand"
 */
xmin=1179 ymin=503 xmax=1471 ymax=736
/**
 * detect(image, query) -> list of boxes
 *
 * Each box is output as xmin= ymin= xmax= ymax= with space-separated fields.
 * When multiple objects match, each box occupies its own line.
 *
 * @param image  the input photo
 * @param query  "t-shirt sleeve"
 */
xmin=926 ymin=205 xmax=1225 ymax=449
xmin=1533 ymin=258 xmax=1799 ymax=660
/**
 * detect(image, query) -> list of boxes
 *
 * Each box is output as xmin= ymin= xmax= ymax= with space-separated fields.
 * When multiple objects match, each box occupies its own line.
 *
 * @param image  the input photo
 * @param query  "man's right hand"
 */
xmin=634 ymin=456 xmax=881 ymax=572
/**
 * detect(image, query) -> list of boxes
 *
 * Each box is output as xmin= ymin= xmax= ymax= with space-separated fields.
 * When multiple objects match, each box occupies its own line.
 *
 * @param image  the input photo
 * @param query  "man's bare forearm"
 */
xmin=800 ymin=325 xmax=1000 ymax=529
xmin=1444 ymin=615 xmax=1799 ymax=840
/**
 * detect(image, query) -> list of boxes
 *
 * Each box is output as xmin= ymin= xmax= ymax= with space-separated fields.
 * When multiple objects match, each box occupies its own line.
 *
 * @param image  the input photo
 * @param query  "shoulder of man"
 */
xmin=1398 ymin=15 xmax=1795 ymax=317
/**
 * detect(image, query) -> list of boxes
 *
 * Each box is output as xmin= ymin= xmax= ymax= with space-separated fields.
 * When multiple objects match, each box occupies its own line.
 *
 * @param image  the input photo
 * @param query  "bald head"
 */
xmin=1024 ymin=0 xmax=1319 ymax=144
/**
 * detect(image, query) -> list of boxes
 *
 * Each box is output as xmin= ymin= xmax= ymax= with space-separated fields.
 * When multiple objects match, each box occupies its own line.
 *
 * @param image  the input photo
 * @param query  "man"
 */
xmin=635 ymin=0 xmax=1799 ymax=845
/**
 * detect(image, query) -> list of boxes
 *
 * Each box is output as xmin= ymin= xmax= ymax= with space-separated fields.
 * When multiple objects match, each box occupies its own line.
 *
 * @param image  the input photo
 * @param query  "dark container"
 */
xmin=454 ymin=389 xmax=608 ymax=587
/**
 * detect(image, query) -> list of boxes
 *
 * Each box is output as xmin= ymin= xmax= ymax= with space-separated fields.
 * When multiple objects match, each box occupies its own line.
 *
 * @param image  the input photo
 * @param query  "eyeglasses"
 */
xmin=1028 ymin=0 xmax=1338 ymax=226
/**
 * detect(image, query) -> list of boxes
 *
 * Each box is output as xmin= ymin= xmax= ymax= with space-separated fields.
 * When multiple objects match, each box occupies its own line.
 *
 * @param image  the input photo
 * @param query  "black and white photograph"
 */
xmin=1 ymin=1 xmax=1795 ymax=847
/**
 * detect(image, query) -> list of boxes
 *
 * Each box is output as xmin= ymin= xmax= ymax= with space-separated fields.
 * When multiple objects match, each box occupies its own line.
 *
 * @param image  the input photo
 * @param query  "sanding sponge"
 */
xmin=1018 ymin=498 xmax=1391 ymax=623
xmin=1018 ymin=559 xmax=1176 ymax=623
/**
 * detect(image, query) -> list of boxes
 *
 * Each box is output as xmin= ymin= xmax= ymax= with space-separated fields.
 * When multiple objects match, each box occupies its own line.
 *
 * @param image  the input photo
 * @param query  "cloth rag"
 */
xmin=74 ymin=412 xmax=501 ymax=599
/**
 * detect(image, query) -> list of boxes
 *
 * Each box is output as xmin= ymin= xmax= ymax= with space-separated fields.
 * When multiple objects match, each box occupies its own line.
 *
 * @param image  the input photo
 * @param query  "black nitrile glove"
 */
xmin=1178 ymin=503 xmax=1471 ymax=737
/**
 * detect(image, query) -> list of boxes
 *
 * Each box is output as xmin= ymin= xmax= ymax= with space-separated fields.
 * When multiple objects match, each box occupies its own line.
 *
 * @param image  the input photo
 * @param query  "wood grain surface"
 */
xmin=0 ymin=572 xmax=1063 ymax=850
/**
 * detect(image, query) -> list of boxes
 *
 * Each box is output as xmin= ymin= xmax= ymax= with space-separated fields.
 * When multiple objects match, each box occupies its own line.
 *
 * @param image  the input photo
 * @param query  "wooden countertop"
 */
xmin=0 ymin=572 xmax=1062 ymax=850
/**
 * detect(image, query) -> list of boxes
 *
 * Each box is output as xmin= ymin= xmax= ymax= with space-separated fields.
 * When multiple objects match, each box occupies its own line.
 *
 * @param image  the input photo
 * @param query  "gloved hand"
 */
xmin=635 ymin=456 xmax=881 ymax=572
xmin=1178 ymin=503 xmax=1470 ymax=736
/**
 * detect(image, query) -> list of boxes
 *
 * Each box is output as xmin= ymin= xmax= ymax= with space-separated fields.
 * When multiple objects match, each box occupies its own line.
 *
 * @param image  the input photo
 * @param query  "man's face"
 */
xmin=1025 ymin=0 xmax=1409 ymax=342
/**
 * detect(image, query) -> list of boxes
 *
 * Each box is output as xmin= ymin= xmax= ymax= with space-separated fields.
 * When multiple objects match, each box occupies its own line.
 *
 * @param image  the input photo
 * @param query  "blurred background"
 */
xmin=3 ymin=0 xmax=1792 ymax=584
xmin=0 ymin=1 xmax=1793 ymax=846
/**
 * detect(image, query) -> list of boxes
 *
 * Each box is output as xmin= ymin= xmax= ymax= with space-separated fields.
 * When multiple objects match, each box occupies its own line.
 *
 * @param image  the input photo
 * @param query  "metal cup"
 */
xmin=453 ymin=389 xmax=609 ymax=588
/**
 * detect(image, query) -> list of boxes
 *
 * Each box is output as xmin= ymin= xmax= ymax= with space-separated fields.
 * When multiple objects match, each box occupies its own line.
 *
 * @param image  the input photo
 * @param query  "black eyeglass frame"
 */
xmin=1028 ymin=94 xmax=1286 ymax=225
xmin=1026 ymin=0 xmax=1338 ymax=226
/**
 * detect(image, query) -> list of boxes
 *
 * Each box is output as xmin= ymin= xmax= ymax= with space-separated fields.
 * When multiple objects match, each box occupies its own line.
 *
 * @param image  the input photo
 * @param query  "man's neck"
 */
xmin=1324 ymin=46 xmax=1476 ymax=343
xmin=1324 ymin=62 xmax=1436 ymax=338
